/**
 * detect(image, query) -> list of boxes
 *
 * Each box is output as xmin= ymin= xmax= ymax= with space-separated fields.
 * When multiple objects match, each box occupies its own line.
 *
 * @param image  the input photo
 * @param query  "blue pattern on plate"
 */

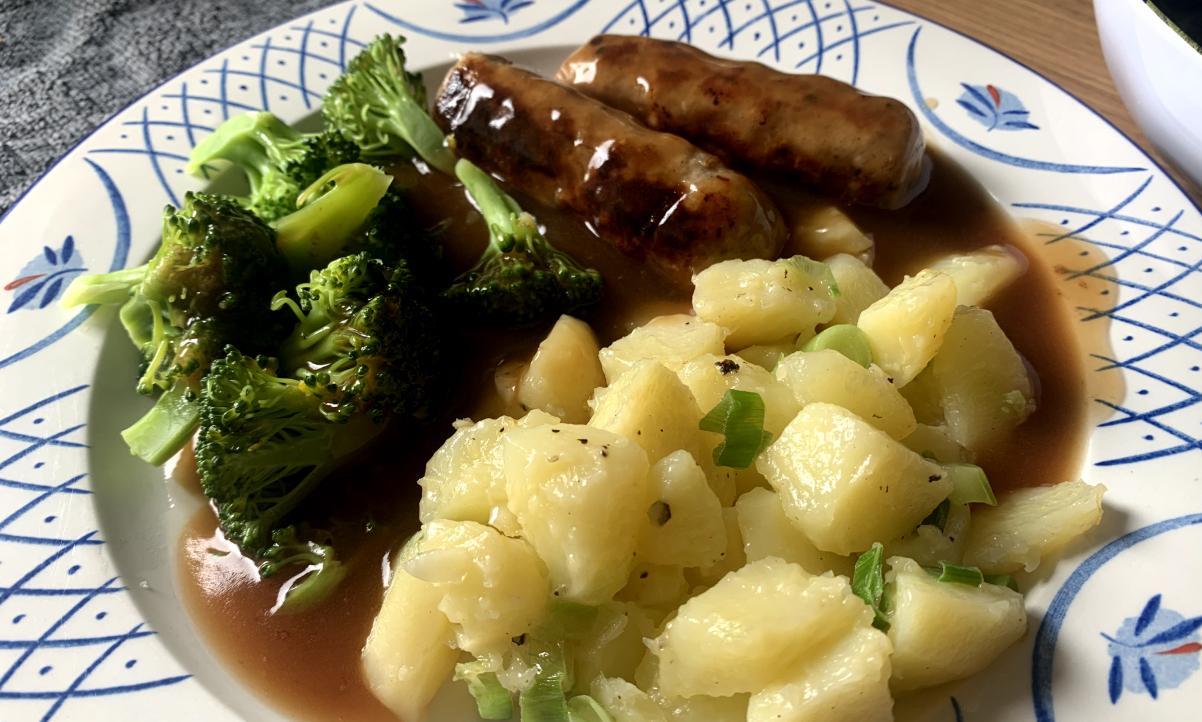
xmin=455 ymin=0 xmax=535 ymax=24
xmin=957 ymin=83 xmax=1039 ymax=131
xmin=1103 ymin=594 xmax=1202 ymax=703
xmin=5 ymin=237 xmax=86 ymax=314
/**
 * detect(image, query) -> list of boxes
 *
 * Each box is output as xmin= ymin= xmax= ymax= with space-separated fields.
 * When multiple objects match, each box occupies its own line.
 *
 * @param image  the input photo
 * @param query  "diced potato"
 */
xmin=692 ymin=256 xmax=837 ymax=349
xmin=362 ymin=540 xmax=458 ymax=722
xmin=775 ymin=349 xmax=917 ymax=439
xmin=618 ymin=562 xmax=691 ymax=611
xmin=573 ymin=603 xmax=658 ymax=693
xmin=927 ymin=245 xmax=1026 ymax=307
xmin=826 ymin=253 xmax=889 ymax=326
xmin=652 ymin=557 xmax=869 ymax=697
xmin=590 ymin=360 xmax=707 ymax=465
xmin=963 ymin=480 xmax=1105 ymax=573
xmin=792 ymin=205 xmax=875 ymax=261
xmin=925 ymin=307 xmax=1035 ymax=451
xmin=885 ymin=502 xmax=971 ymax=566
xmin=677 ymin=354 xmax=801 ymax=438
xmin=747 ymin=625 xmax=893 ymax=722
xmin=599 ymin=314 xmax=727 ymax=383
xmin=898 ymin=367 xmax=944 ymax=425
xmin=756 ymin=403 xmax=949 ymax=555
xmin=901 ymin=423 xmax=974 ymax=464
xmin=857 ymin=269 xmax=957 ymax=387
xmin=517 ymin=315 xmax=605 ymax=423
xmin=886 ymin=556 xmax=1026 ymax=690
xmin=592 ymin=677 xmax=668 ymax=722
xmin=403 ymin=520 xmax=548 ymax=655
xmin=655 ymin=691 xmax=749 ymax=721
xmin=735 ymin=338 xmax=797 ymax=372
xmin=419 ymin=410 xmax=558 ymax=534
xmin=642 ymin=451 xmax=727 ymax=568
xmin=736 ymin=487 xmax=853 ymax=576
xmin=503 ymin=423 xmax=652 ymax=603
xmin=687 ymin=507 xmax=746 ymax=587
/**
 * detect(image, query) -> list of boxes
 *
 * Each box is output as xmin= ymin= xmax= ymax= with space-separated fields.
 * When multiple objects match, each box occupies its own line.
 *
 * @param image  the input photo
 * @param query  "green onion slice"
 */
xmin=567 ymin=695 xmax=614 ymax=722
xmin=852 ymin=542 xmax=889 ymax=630
xmin=460 ymin=670 xmax=513 ymax=720
xmin=538 ymin=600 xmax=599 ymax=642
xmin=920 ymin=499 xmax=951 ymax=531
xmin=931 ymin=561 xmax=985 ymax=586
xmin=984 ymin=573 xmax=1020 ymax=592
xmin=944 ymin=463 xmax=997 ymax=506
xmin=698 ymin=390 xmax=773 ymax=469
xmin=801 ymin=324 xmax=873 ymax=367
xmin=789 ymin=255 xmax=841 ymax=297
xmin=519 ymin=645 xmax=570 ymax=722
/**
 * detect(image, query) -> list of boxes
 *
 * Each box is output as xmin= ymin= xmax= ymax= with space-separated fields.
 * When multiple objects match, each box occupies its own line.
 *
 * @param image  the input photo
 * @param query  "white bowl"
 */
xmin=1096 ymin=0 xmax=1202 ymax=188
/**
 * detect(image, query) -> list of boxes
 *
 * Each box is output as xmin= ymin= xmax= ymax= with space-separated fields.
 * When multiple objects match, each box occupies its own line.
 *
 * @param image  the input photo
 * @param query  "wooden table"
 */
xmin=890 ymin=0 xmax=1202 ymax=202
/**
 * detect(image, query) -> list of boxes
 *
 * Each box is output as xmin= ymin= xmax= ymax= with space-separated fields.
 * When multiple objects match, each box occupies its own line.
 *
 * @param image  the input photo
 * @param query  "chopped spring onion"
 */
xmin=519 ymin=646 xmax=570 ymax=722
xmin=801 ymin=324 xmax=873 ymax=367
xmin=789 ymin=255 xmax=841 ymax=297
xmin=984 ymin=573 xmax=1020 ymax=592
xmin=931 ymin=561 xmax=985 ymax=586
xmin=852 ymin=542 xmax=889 ymax=630
xmin=538 ymin=600 xmax=599 ymax=642
xmin=567 ymin=695 xmax=614 ymax=722
xmin=920 ymin=499 xmax=951 ymax=531
xmin=944 ymin=463 xmax=997 ymax=506
xmin=461 ymin=671 xmax=513 ymax=720
xmin=698 ymin=390 xmax=773 ymax=469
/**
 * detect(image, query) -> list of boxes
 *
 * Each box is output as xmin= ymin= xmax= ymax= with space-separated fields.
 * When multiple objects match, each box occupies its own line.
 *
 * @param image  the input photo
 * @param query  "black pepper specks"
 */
xmin=715 ymin=359 xmax=741 ymax=375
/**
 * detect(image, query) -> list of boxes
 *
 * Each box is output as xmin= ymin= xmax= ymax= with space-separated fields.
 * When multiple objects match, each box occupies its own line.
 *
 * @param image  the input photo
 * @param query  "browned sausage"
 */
xmin=434 ymin=53 xmax=786 ymax=285
xmin=558 ymin=35 xmax=928 ymax=209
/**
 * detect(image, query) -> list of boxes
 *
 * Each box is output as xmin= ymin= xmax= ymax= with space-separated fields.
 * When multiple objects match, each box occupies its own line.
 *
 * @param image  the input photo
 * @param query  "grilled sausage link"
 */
xmin=434 ymin=53 xmax=786 ymax=285
xmin=558 ymin=35 xmax=928 ymax=209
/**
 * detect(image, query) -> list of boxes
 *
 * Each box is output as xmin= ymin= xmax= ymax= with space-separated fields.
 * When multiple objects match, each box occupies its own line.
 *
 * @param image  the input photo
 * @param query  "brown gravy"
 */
xmin=178 ymin=149 xmax=1092 ymax=721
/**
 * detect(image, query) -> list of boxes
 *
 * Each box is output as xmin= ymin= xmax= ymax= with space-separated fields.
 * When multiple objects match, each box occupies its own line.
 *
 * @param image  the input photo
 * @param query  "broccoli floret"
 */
xmin=272 ymin=252 xmax=443 ymax=423
xmin=186 ymin=112 xmax=361 ymax=222
xmin=62 ymin=193 xmax=291 ymax=465
xmin=357 ymin=188 xmax=446 ymax=284
xmin=322 ymin=34 xmax=455 ymax=174
xmin=258 ymin=526 xmax=347 ymax=613
xmin=443 ymin=159 xmax=602 ymax=326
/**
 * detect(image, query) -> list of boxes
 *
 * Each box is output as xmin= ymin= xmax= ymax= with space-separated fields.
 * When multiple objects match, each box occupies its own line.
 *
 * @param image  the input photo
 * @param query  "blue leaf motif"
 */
xmin=61 ymin=235 xmax=75 ymax=263
xmin=8 ymin=281 xmax=43 ymax=313
xmin=455 ymin=0 xmax=535 ymax=24
xmin=39 ymin=278 xmax=63 ymax=309
xmin=957 ymin=83 xmax=1040 ymax=132
xmin=1140 ymin=658 xmax=1159 ymax=699
xmin=1136 ymin=594 xmax=1162 ymax=636
xmin=1144 ymin=616 xmax=1202 ymax=646
xmin=43 ymin=246 xmax=57 ymax=265
xmin=1109 ymin=655 xmax=1124 ymax=703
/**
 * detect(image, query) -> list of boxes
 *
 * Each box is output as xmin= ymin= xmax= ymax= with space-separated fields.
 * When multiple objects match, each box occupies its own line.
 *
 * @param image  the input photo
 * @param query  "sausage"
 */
xmin=558 ymin=35 xmax=929 ymax=209
xmin=434 ymin=53 xmax=786 ymax=285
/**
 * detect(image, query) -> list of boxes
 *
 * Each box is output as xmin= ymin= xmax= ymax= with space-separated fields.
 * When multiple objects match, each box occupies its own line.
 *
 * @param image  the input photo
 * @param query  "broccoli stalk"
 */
xmin=322 ymin=34 xmax=455 ymax=174
xmin=258 ymin=527 xmax=347 ymax=613
xmin=186 ymin=112 xmax=361 ymax=222
xmin=443 ymin=159 xmax=602 ymax=326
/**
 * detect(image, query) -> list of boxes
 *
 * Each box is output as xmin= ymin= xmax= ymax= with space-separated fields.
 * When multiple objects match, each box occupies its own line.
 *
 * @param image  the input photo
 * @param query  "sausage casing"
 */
xmin=434 ymin=53 xmax=786 ymax=284
xmin=559 ymin=35 xmax=928 ymax=209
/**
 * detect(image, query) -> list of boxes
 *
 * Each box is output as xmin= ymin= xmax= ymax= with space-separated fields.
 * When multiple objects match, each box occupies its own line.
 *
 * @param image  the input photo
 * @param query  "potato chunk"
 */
xmin=963 ymin=480 xmax=1105 ymax=573
xmin=676 ymin=354 xmax=800 ymax=438
xmin=590 ymin=360 xmax=707 ymax=466
xmin=792 ymin=205 xmax=875 ymax=261
xmin=641 ymin=451 xmax=727 ymax=568
xmin=756 ymin=403 xmax=949 ymax=555
xmin=775 ymin=349 xmax=917 ymax=439
xmin=925 ymin=306 xmax=1036 ymax=451
xmin=736 ymin=487 xmax=852 ymax=576
xmin=900 ymin=423 xmax=973 ymax=464
xmin=885 ymin=501 xmax=971 ymax=566
xmin=503 ymin=423 xmax=651 ymax=603
xmin=599 ymin=314 xmax=726 ymax=383
xmin=652 ymin=557 xmax=868 ymax=697
xmin=826 ymin=253 xmax=889 ymax=326
xmin=403 ymin=519 xmax=548 ymax=655
xmin=747 ymin=625 xmax=893 ymax=722
xmin=517 ymin=315 xmax=605 ymax=423
xmin=692 ymin=256 xmax=837 ymax=349
xmin=572 ymin=603 xmax=657 ymax=692
xmin=926 ymin=244 xmax=1026 ymax=307
xmin=857 ymin=269 xmax=957 ymax=387
xmin=592 ymin=677 xmax=668 ymax=722
xmin=886 ymin=556 xmax=1026 ymax=691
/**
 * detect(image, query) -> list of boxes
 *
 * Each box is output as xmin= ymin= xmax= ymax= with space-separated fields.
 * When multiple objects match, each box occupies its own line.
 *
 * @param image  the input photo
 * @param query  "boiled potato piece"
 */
xmin=687 ymin=507 xmax=746 ymax=587
xmin=418 ymin=410 xmax=557 ymax=532
xmin=573 ymin=603 xmax=658 ymax=693
xmin=747 ymin=625 xmax=892 ymax=722
xmin=775 ymin=349 xmax=917 ymax=439
xmin=677 ymin=354 xmax=801 ymax=438
xmin=963 ymin=480 xmax=1105 ymax=573
xmin=362 ymin=539 xmax=458 ymax=722
xmin=592 ymin=677 xmax=668 ymax=722
xmin=590 ymin=360 xmax=707 ymax=466
xmin=736 ymin=338 xmax=797 ymax=371
xmin=692 ymin=256 xmax=837 ymax=349
xmin=926 ymin=306 xmax=1035 ymax=451
xmin=618 ymin=562 xmax=691 ymax=612
xmin=901 ymin=423 xmax=973 ymax=464
xmin=898 ymin=367 xmax=944 ymax=425
xmin=826 ymin=253 xmax=890 ymax=326
xmin=503 ymin=423 xmax=652 ymax=603
xmin=736 ymin=487 xmax=853 ymax=576
xmin=655 ymin=690 xmax=749 ymax=721
xmin=886 ymin=556 xmax=1026 ymax=691
xmin=599 ymin=314 xmax=726 ymax=383
xmin=402 ymin=519 xmax=548 ymax=655
xmin=756 ymin=403 xmax=949 ymax=555
xmin=517 ymin=315 xmax=604 ymax=423
xmin=792 ymin=205 xmax=875 ymax=261
xmin=885 ymin=501 xmax=971 ymax=566
xmin=652 ymin=557 xmax=868 ymax=697
xmin=927 ymin=244 xmax=1026 ymax=307
xmin=857 ymin=269 xmax=957 ymax=387
xmin=641 ymin=451 xmax=727 ymax=568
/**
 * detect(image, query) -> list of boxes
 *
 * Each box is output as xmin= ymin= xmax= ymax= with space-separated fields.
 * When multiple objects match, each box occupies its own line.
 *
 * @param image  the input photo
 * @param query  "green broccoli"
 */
xmin=61 ymin=193 xmax=291 ymax=465
xmin=443 ymin=159 xmax=602 ymax=326
xmin=271 ymin=252 xmax=443 ymax=423
xmin=322 ymin=34 xmax=455 ymax=174
xmin=258 ymin=526 xmax=347 ymax=613
xmin=186 ymin=112 xmax=361 ymax=222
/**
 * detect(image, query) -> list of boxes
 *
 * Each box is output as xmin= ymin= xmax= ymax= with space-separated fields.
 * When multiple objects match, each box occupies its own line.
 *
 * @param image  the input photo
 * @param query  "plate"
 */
xmin=1 ymin=1 xmax=1200 ymax=720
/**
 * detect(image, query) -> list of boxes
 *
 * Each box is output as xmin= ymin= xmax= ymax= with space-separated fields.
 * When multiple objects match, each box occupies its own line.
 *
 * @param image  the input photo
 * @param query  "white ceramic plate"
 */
xmin=1 ymin=1 xmax=1200 ymax=720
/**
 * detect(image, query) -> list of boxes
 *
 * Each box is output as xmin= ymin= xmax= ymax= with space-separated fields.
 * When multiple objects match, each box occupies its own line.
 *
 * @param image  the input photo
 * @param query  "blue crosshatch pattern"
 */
xmin=0 ymin=0 xmax=1200 ymax=719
